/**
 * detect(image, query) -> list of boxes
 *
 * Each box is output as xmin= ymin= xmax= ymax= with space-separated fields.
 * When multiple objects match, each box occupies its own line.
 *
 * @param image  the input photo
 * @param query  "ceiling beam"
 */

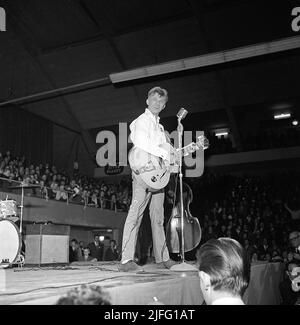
xmin=41 ymin=11 xmax=192 ymax=55
xmin=0 ymin=76 xmax=111 ymax=107
xmin=75 ymin=0 xmax=142 ymax=107
xmin=187 ymin=0 xmax=243 ymax=150
xmin=109 ymin=35 xmax=300 ymax=81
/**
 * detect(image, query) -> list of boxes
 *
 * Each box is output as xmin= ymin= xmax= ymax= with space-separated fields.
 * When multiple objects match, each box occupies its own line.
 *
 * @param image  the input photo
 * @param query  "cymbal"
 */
xmin=9 ymin=184 xmax=41 ymax=189
xmin=4 ymin=216 xmax=19 ymax=222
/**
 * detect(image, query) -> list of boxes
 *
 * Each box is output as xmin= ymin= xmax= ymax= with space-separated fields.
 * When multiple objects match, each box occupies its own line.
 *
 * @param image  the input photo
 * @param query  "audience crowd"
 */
xmin=188 ymin=171 xmax=300 ymax=264
xmin=242 ymin=128 xmax=300 ymax=151
xmin=69 ymin=235 xmax=120 ymax=263
xmin=0 ymin=150 xmax=132 ymax=211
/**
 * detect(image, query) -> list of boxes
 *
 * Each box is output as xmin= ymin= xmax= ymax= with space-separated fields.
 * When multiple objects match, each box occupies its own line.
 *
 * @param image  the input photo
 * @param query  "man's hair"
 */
xmin=289 ymin=231 xmax=300 ymax=240
xmin=148 ymin=86 xmax=168 ymax=102
xmin=56 ymin=284 xmax=111 ymax=305
xmin=197 ymin=237 xmax=250 ymax=296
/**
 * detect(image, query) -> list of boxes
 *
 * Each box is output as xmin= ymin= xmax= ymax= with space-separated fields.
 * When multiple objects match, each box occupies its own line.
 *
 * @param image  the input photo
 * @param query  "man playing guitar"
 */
xmin=119 ymin=87 xmax=176 ymax=272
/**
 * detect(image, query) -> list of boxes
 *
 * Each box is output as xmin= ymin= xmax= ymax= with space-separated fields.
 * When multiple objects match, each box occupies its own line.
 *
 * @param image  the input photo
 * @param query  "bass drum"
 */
xmin=0 ymin=219 xmax=21 ymax=268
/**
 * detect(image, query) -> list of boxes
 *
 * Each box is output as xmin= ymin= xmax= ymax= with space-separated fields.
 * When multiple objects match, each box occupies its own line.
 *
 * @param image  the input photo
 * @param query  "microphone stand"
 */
xmin=170 ymin=118 xmax=197 ymax=272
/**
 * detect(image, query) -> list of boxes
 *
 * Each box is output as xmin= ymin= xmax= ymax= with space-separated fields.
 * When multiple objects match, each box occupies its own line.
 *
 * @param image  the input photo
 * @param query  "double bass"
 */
xmin=165 ymin=179 xmax=202 ymax=255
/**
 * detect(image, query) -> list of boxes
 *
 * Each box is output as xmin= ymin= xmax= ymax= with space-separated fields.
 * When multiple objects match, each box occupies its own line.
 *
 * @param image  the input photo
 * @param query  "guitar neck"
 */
xmin=176 ymin=142 xmax=198 ymax=156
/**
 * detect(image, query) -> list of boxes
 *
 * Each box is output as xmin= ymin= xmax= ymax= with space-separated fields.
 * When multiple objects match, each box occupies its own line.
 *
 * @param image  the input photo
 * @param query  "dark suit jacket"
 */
xmin=87 ymin=242 xmax=104 ymax=261
xmin=69 ymin=247 xmax=81 ymax=262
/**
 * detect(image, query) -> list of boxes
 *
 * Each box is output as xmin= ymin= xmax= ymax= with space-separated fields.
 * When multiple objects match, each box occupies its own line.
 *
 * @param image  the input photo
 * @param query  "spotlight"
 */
xmin=292 ymin=120 xmax=298 ymax=126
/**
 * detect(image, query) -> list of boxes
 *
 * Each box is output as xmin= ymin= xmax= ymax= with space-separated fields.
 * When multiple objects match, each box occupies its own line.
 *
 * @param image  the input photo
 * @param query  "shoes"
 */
xmin=118 ymin=260 xmax=143 ymax=272
xmin=156 ymin=259 xmax=177 ymax=269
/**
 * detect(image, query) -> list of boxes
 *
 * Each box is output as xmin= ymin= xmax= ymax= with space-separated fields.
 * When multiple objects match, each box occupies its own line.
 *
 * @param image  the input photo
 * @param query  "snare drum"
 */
xmin=0 ymin=200 xmax=17 ymax=218
xmin=0 ymin=219 xmax=21 ymax=268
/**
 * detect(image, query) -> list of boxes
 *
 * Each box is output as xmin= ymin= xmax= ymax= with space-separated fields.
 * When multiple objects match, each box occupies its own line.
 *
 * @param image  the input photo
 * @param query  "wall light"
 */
xmin=274 ymin=113 xmax=291 ymax=120
xmin=215 ymin=132 xmax=229 ymax=137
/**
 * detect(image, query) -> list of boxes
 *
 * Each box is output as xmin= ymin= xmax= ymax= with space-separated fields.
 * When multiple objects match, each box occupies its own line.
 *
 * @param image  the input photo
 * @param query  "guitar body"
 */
xmin=128 ymin=135 xmax=208 ymax=191
xmin=128 ymin=143 xmax=175 ymax=192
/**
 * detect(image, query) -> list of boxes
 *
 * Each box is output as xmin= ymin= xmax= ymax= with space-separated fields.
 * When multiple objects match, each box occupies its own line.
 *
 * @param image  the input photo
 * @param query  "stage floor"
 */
xmin=0 ymin=262 xmax=203 ymax=305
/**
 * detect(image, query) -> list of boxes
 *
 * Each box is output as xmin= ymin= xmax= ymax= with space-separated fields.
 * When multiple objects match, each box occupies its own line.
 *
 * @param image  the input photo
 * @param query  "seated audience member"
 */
xmin=197 ymin=237 xmax=250 ymax=305
xmin=55 ymin=184 xmax=68 ymax=201
xmin=87 ymin=235 xmax=104 ymax=261
xmin=36 ymin=180 xmax=48 ymax=199
xmin=79 ymin=247 xmax=97 ymax=262
xmin=104 ymin=239 xmax=119 ymax=261
xmin=279 ymin=260 xmax=300 ymax=305
xmin=288 ymin=264 xmax=300 ymax=304
xmin=257 ymin=238 xmax=271 ymax=261
xmin=56 ymin=284 xmax=111 ymax=305
xmin=69 ymin=239 xmax=82 ymax=263
xmin=289 ymin=231 xmax=300 ymax=262
xmin=251 ymin=252 xmax=258 ymax=263
xmin=291 ymin=272 xmax=300 ymax=295
xmin=79 ymin=241 xmax=85 ymax=256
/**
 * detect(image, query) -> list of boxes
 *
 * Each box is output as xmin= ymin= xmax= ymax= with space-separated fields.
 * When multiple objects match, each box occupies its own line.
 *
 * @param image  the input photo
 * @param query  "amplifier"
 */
xmin=25 ymin=224 xmax=70 ymax=265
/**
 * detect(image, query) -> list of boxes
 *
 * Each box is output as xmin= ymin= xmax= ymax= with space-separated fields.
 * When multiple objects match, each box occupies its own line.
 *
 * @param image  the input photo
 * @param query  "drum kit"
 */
xmin=0 ymin=183 xmax=40 ymax=268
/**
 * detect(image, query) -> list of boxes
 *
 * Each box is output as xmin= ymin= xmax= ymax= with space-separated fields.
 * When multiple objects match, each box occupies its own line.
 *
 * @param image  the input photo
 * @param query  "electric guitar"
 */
xmin=128 ymin=135 xmax=209 ymax=191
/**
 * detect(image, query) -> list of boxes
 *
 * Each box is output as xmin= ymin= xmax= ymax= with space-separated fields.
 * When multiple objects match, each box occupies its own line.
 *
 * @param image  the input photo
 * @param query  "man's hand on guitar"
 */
xmin=169 ymin=148 xmax=179 ymax=165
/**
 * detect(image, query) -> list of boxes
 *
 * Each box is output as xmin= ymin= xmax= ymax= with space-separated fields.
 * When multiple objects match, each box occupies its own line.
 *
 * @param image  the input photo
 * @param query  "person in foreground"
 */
xmin=119 ymin=86 xmax=176 ymax=272
xmin=197 ymin=237 xmax=250 ymax=305
xmin=56 ymin=284 xmax=111 ymax=305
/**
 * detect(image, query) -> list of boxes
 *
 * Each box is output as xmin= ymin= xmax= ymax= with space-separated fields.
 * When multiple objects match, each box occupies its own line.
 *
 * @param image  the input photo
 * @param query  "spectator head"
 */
xmin=289 ymin=231 xmax=300 ymax=249
xmin=94 ymin=235 xmax=99 ymax=243
xmin=265 ymin=253 xmax=271 ymax=262
xmin=110 ymin=239 xmax=116 ymax=249
xmin=56 ymin=284 xmax=111 ymax=305
xmin=70 ymin=239 xmax=78 ymax=249
xmin=287 ymin=252 xmax=294 ymax=262
xmin=83 ymin=247 xmax=90 ymax=258
xmin=282 ymin=250 xmax=288 ymax=260
xmin=226 ymin=229 xmax=232 ymax=238
xmin=251 ymin=252 xmax=258 ymax=263
xmin=197 ymin=237 xmax=250 ymax=305
xmin=287 ymin=262 xmax=298 ymax=273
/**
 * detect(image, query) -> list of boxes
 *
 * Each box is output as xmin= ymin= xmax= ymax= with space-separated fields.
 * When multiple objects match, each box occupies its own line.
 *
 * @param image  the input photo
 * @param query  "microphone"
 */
xmin=177 ymin=108 xmax=188 ymax=121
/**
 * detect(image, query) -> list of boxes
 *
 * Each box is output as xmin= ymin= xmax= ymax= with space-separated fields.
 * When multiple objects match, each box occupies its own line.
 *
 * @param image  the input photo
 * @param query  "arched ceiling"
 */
xmin=0 ymin=0 xmax=299 ymax=152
